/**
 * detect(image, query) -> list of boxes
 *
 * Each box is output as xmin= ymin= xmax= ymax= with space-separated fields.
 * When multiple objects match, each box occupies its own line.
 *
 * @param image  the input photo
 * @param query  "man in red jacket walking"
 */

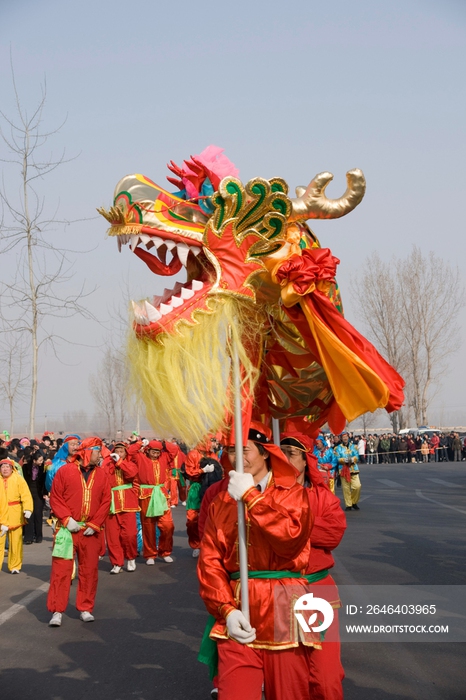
xmin=281 ymin=431 xmax=347 ymax=700
xmin=102 ymin=442 xmax=139 ymax=574
xmin=127 ymin=439 xmax=174 ymax=564
xmin=47 ymin=437 xmax=111 ymax=627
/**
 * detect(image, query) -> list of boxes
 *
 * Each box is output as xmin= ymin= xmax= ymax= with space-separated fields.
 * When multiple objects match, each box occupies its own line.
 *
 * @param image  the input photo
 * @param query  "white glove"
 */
xmin=0 ymin=524 xmax=8 ymax=537
xmin=142 ymin=439 xmax=149 ymax=447
xmin=202 ymin=463 xmax=215 ymax=473
xmin=226 ymin=610 xmax=256 ymax=644
xmin=24 ymin=510 xmax=32 ymax=519
xmin=83 ymin=527 xmax=96 ymax=536
xmin=66 ymin=517 xmax=81 ymax=533
xmin=228 ymin=471 xmax=255 ymax=501
xmin=110 ymin=453 xmax=119 ymax=462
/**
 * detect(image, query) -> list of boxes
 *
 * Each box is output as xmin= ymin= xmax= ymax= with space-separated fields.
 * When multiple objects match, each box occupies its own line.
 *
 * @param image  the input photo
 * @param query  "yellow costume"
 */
xmin=0 ymin=470 xmax=33 ymax=572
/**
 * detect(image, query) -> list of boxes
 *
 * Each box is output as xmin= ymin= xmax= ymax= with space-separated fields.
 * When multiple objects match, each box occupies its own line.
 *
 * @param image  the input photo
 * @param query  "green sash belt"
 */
xmin=171 ymin=468 xmax=186 ymax=487
xmin=110 ymin=484 xmax=133 ymax=514
xmin=140 ymin=484 xmax=168 ymax=517
xmin=186 ymin=482 xmax=201 ymax=510
xmin=198 ymin=569 xmax=330 ymax=678
xmin=52 ymin=522 xmax=85 ymax=560
xmin=230 ymin=569 xmax=329 ymax=582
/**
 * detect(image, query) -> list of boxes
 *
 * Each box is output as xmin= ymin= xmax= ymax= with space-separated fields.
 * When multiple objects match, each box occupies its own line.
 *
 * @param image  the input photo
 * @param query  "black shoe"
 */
xmin=35 ymin=538 xmax=43 ymax=544
xmin=345 ymin=506 xmax=352 ymax=511
xmin=352 ymin=504 xmax=360 ymax=510
xmin=24 ymin=540 xmax=33 ymax=545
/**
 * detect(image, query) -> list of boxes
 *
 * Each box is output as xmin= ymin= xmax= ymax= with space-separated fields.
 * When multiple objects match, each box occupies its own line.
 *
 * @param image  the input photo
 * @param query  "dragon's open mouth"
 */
xmin=116 ymin=231 xmax=217 ymax=337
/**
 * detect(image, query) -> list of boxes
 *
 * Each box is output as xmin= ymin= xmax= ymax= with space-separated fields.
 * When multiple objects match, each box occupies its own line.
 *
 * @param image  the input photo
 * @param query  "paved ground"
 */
xmin=0 ymin=463 xmax=465 ymax=699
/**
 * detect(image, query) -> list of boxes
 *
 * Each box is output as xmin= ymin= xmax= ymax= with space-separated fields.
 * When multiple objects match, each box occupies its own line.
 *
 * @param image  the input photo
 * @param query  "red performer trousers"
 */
xmin=139 ymin=498 xmax=174 ymax=559
xmin=307 ymin=609 xmax=344 ymax=700
xmin=186 ymin=508 xmax=200 ymax=549
xmin=217 ymin=638 xmax=310 ymax=700
xmin=168 ymin=478 xmax=187 ymax=506
xmin=99 ymin=527 xmax=106 ymax=557
xmin=106 ymin=512 xmax=138 ymax=566
xmin=169 ymin=477 xmax=179 ymax=506
xmin=47 ymin=529 xmax=101 ymax=613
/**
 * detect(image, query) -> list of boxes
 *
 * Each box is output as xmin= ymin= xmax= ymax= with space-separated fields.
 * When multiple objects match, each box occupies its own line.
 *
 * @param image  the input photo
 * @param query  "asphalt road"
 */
xmin=1 ymin=462 xmax=465 ymax=700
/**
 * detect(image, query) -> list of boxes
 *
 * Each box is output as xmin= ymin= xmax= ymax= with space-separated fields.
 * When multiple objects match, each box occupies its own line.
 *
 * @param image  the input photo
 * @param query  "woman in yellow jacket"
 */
xmin=0 ymin=458 xmax=33 ymax=573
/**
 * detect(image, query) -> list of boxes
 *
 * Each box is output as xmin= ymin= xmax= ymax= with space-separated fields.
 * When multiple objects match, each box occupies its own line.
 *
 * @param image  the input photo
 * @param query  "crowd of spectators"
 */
xmin=323 ymin=431 xmax=466 ymax=464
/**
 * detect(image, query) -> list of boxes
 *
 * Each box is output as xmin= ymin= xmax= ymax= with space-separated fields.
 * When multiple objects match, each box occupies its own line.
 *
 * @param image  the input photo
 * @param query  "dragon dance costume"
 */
xmin=100 ymin=146 xmax=405 ymax=698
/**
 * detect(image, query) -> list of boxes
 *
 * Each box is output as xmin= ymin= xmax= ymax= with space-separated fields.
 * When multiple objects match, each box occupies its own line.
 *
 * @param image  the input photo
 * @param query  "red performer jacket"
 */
xmin=185 ymin=448 xmax=216 ymax=483
xmin=164 ymin=441 xmax=186 ymax=475
xmin=49 ymin=463 xmax=111 ymax=533
xmin=127 ymin=442 xmax=171 ymax=499
xmin=102 ymin=456 xmax=139 ymax=513
xmin=198 ymin=473 xmax=313 ymax=649
xmin=305 ymin=484 xmax=346 ymax=574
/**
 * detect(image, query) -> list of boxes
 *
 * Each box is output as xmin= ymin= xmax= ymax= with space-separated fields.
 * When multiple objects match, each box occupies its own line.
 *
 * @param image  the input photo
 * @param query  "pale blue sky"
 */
xmin=1 ymin=0 xmax=465 ymax=431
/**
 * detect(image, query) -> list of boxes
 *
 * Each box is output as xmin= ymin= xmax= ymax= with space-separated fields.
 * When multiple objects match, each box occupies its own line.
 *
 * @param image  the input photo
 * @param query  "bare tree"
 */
xmin=351 ymin=252 xmax=410 ymax=432
xmin=398 ymin=247 xmax=464 ymax=425
xmin=89 ymin=346 xmax=129 ymax=438
xmin=0 ymin=68 xmax=95 ymax=437
xmin=352 ymin=247 xmax=464 ymax=428
xmin=0 ymin=332 xmax=29 ymax=435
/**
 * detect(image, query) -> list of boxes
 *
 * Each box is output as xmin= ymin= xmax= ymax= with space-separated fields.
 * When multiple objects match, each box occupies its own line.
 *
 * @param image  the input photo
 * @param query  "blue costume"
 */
xmin=313 ymin=443 xmax=338 ymax=478
xmin=334 ymin=442 xmax=359 ymax=473
xmin=334 ymin=434 xmax=361 ymax=510
xmin=45 ymin=434 xmax=81 ymax=492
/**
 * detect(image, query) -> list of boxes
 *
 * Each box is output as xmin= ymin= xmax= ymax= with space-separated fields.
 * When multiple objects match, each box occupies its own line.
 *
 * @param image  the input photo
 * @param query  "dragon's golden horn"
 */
xmin=289 ymin=169 xmax=366 ymax=221
xmin=96 ymin=205 xmax=127 ymax=225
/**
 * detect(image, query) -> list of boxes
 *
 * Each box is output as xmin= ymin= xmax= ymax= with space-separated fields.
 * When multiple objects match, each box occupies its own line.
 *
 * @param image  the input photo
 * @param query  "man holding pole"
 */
xmin=197 ymin=422 xmax=313 ymax=700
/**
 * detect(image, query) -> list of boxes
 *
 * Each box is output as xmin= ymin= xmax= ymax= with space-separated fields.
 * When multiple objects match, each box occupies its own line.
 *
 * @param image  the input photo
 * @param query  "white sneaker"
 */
xmin=11 ymin=569 xmax=20 ymax=574
xmin=181 ymin=501 xmax=186 ymax=506
xmin=162 ymin=555 xmax=173 ymax=563
xmin=170 ymin=505 xmax=176 ymax=508
xmin=49 ymin=612 xmax=62 ymax=627
xmin=146 ymin=558 xmax=155 ymax=565
xmin=110 ymin=565 xmax=122 ymax=574
xmin=80 ymin=611 xmax=94 ymax=623
xmin=126 ymin=559 xmax=136 ymax=572
xmin=192 ymin=548 xmax=200 ymax=558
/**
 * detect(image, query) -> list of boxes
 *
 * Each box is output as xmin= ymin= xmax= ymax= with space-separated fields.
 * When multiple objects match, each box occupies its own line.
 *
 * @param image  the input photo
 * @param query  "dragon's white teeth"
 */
xmin=131 ymin=300 xmax=149 ymax=325
xmin=117 ymin=238 xmax=122 ymax=253
xmin=170 ymin=295 xmax=183 ymax=308
xmin=177 ymin=243 xmax=190 ymax=266
xmin=160 ymin=303 xmax=173 ymax=316
xmin=144 ymin=300 xmax=162 ymax=322
xmin=130 ymin=236 xmax=140 ymax=251
xmin=140 ymin=234 xmax=151 ymax=245
xmin=191 ymin=280 xmax=203 ymax=291
xmin=180 ymin=287 xmax=194 ymax=300
xmin=165 ymin=240 xmax=177 ymax=252
xmin=189 ymin=246 xmax=202 ymax=257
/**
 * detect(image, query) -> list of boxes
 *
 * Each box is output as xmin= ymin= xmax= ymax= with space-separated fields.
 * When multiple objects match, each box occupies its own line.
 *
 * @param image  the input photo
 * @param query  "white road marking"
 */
xmin=426 ymin=478 xmax=459 ymax=489
xmin=376 ymin=479 xmax=405 ymax=488
xmin=416 ymin=490 xmax=466 ymax=515
xmin=0 ymin=581 xmax=49 ymax=627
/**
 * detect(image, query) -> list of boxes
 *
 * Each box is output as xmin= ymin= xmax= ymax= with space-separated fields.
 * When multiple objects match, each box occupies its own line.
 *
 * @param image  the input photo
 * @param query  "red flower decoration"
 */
xmin=276 ymin=248 xmax=340 ymax=295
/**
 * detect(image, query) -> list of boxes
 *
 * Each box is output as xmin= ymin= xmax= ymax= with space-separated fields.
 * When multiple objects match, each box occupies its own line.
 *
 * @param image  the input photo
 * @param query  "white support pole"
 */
xmin=272 ymin=417 xmax=280 ymax=446
xmin=232 ymin=337 xmax=250 ymax=621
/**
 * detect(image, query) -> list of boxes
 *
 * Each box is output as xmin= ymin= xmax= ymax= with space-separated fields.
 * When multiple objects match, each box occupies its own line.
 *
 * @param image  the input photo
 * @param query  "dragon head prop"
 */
xmin=99 ymin=146 xmax=403 ymax=444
